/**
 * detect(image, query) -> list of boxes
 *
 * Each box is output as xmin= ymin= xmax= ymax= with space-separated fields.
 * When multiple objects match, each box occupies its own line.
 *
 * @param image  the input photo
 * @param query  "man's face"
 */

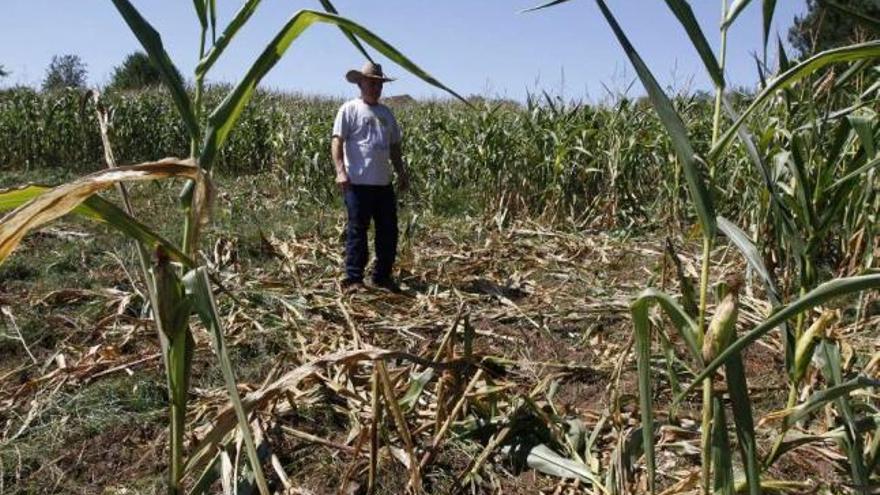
xmin=360 ymin=78 xmax=383 ymax=102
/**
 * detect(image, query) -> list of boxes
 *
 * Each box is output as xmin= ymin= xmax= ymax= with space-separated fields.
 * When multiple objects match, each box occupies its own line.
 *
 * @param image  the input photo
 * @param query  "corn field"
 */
xmin=1 ymin=85 xmax=740 ymax=226
xmin=1 ymin=0 xmax=879 ymax=494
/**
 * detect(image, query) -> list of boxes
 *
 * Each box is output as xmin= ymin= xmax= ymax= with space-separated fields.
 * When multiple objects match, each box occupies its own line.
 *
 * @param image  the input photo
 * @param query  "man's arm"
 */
xmin=390 ymin=141 xmax=409 ymax=193
xmin=331 ymin=136 xmax=349 ymax=191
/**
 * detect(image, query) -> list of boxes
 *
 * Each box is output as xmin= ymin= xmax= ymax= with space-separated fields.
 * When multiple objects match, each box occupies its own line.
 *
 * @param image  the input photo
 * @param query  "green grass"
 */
xmin=0 ymin=374 xmax=167 ymax=492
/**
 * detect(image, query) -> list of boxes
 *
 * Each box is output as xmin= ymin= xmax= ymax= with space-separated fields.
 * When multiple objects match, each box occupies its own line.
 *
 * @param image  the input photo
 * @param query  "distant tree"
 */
xmin=108 ymin=51 xmax=163 ymax=91
xmin=42 ymin=54 xmax=87 ymax=91
xmin=788 ymin=0 xmax=880 ymax=57
xmin=0 ymin=64 xmax=8 ymax=78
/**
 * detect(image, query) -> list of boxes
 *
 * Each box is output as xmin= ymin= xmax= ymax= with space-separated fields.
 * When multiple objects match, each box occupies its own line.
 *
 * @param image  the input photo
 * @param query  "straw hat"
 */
xmin=345 ymin=62 xmax=395 ymax=84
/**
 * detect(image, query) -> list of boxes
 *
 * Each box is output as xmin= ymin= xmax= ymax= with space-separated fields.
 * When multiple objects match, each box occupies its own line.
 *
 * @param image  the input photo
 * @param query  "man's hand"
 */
xmin=336 ymin=171 xmax=351 ymax=192
xmin=331 ymin=136 xmax=349 ymax=193
xmin=390 ymin=142 xmax=409 ymax=194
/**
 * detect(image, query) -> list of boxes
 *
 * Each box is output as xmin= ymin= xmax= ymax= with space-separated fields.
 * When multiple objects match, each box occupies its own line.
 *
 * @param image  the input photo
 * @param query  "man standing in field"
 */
xmin=332 ymin=62 xmax=409 ymax=292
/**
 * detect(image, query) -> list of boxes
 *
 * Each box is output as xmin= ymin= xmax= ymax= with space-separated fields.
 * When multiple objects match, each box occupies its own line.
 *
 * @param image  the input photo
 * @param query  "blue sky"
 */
xmin=0 ymin=1 xmax=806 ymax=102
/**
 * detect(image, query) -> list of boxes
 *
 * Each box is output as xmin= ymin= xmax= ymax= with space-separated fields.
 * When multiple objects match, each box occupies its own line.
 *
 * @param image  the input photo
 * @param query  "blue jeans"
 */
xmin=344 ymin=184 xmax=398 ymax=282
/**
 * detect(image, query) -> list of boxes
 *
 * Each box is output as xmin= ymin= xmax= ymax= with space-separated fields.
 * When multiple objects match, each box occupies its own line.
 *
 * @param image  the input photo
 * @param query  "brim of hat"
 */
xmin=345 ymin=70 xmax=395 ymax=83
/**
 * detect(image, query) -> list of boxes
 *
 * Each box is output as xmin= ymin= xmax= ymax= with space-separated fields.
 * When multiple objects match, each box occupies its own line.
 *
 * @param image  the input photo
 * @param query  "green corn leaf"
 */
xmin=717 ymin=216 xmax=780 ymax=305
xmin=787 ymin=136 xmax=818 ymax=230
xmin=317 ymin=0 xmax=374 ymax=62
xmin=399 ymin=368 xmax=434 ymax=412
xmin=722 ymin=0 xmax=751 ymax=29
xmin=723 ymin=0 xmax=777 ymax=44
xmin=720 ymin=99 xmax=799 ymax=373
xmin=0 ymin=185 xmax=102 ymax=221
xmin=724 ymin=354 xmax=762 ymax=495
xmin=634 ymin=288 xmax=700 ymax=360
xmin=823 ymin=112 xmax=862 ymax=182
xmin=710 ymin=40 xmax=880 ymax=162
xmin=711 ymin=396 xmax=734 ymax=495
xmin=152 ymin=250 xmax=194 ymax=491
xmin=722 ymin=97 xmax=800 ymax=246
xmin=192 ymin=0 xmax=207 ymax=28
xmin=82 ymin=196 xmax=196 ymax=268
xmin=769 ymin=429 xmax=847 ymax=465
xmin=718 ymin=215 xmax=795 ymax=376
xmin=0 ymin=185 xmax=193 ymax=268
xmin=794 ymin=102 xmax=871 ymax=132
xmin=658 ymin=329 xmax=685 ymax=402
xmin=780 ymin=373 xmax=880 ymax=427
xmin=519 ymin=0 xmax=575 ymax=14
xmin=110 ymin=0 xmax=200 ymax=142
xmin=862 ymin=77 xmax=880 ymax=99
xmin=838 ymin=59 xmax=874 ymax=93
xmin=755 ymin=55 xmax=768 ymax=89
xmin=776 ymin=35 xmax=790 ymax=72
xmin=595 ymin=0 xmax=716 ymax=239
xmin=762 ymin=0 xmax=777 ymax=59
xmin=819 ymin=341 xmax=870 ymax=491
xmin=209 ymin=0 xmax=217 ymax=43
xmin=183 ymin=267 xmax=270 ymax=495
xmin=812 ymin=123 xmax=855 ymax=237
xmin=847 ymin=113 xmax=877 ymax=159
xmin=830 ymin=155 xmax=880 ymax=191
xmin=165 ymin=324 xmax=194 ymax=490
xmin=0 ymin=159 xmax=204 ymax=266
xmin=200 ymin=9 xmax=469 ymax=169
xmin=680 ymin=274 xmax=880 ymax=400
xmin=197 ymin=0 xmax=261 ymax=76
xmin=152 ymin=252 xmax=191 ymax=341
xmin=500 ymin=443 xmax=600 ymax=486
xmin=630 ymin=295 xmax=659 ymax=494
xmin=663 ymin=0 xmax=724 ymax=88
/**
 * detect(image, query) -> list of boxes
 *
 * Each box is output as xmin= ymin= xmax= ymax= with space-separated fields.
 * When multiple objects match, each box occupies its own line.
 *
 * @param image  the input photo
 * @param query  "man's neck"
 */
xmin=360 ymin=96 xmax=379 ymax=106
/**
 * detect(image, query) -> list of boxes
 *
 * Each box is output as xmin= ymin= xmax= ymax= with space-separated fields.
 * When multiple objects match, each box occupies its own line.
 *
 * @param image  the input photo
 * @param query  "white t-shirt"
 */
xmin=332 ymin=99 xmax=402 ymax=186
